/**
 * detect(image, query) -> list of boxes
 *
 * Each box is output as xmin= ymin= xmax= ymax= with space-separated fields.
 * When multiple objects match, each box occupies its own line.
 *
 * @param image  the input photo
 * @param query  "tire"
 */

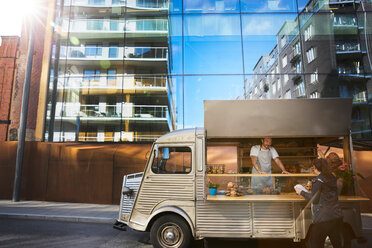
xmin=150 ymin=214 xmax=192 ymax=248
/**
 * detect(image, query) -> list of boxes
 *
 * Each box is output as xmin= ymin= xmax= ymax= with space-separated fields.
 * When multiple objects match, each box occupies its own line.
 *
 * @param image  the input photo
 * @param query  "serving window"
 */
xmin=206 ymin=138 xmax=319 ymax=197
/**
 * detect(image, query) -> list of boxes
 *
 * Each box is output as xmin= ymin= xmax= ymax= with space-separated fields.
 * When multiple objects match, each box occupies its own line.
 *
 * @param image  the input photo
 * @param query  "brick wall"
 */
xmin=8 ymin=0 xmax=50 ymax=141
xmin=0 ymin=36 xmax=19 ymax=141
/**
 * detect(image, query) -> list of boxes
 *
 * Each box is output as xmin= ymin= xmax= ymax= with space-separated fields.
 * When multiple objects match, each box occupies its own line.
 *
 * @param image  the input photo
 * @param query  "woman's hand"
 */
xmin=295 ymin=187 xmax=303 ymax=195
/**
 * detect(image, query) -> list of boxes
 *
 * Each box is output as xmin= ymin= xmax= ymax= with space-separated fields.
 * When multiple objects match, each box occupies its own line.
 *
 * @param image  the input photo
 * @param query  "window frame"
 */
xmin=149 ymin=144 xmax=194 ymax=175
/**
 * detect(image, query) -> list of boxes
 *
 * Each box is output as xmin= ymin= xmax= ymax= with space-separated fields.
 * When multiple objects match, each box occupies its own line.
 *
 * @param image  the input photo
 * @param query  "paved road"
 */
xmin=1 ymin=218 xmax=371 ymax=248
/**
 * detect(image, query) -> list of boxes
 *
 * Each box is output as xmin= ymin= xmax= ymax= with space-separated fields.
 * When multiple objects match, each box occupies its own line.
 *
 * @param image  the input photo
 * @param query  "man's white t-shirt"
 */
xmin=250 ymin=145 xmax=279 ymax=159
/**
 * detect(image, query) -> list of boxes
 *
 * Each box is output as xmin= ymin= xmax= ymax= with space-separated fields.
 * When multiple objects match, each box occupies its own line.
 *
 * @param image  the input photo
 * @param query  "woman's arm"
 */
xmin=298 ymin=179 xmax=321 ymax=203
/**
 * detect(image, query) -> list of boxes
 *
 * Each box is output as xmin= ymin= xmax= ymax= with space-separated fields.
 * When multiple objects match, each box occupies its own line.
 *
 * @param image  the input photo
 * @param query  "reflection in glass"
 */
xmin=184 ymin=14 xmax=243 ymax=74
xmin=241 ymin=0 xmax=297 ymax=13
xmin=184 ymin=76 xmax=244 ymax=128
xmin=184 ymin=0 xmax=240 ymax=13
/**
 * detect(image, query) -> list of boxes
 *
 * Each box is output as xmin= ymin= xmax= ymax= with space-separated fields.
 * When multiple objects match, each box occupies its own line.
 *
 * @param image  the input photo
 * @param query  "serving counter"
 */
xmin=206 ymin=195 xmax=370 ymax=202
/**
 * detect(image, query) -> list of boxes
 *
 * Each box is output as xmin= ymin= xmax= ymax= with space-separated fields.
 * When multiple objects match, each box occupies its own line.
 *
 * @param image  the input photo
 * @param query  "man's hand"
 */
xmin=282 ymin=170 xmax=290 ymax=174
xmin=258 ymin=169 xmax=265 ymax=174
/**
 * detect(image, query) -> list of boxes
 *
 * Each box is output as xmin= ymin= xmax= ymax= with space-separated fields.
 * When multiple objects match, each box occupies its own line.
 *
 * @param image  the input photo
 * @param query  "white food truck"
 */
xmin=114 ymin=99 xmax=368 ymax=248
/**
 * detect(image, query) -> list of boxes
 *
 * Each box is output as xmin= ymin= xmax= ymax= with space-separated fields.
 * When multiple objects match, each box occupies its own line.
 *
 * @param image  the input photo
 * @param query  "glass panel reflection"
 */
xmin=184 ymin=14 xmax=243 ymax=74
xmin=184 ymin=0 xmax=240 ymax=13
xmin=241 ymin=0 xmax=297 ymax=13
xmin=184 ymin=76 xmax=244 ymax=128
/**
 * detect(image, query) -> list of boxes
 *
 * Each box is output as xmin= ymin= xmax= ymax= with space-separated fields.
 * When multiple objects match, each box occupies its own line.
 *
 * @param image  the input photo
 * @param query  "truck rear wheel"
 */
xmin=150 ymin=214 xmax=192 ymax=248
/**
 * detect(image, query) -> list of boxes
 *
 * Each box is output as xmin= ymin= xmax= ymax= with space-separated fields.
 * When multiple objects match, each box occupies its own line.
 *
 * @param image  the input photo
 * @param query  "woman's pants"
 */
xmin=306 ymin=218 xmax=343 ymax=248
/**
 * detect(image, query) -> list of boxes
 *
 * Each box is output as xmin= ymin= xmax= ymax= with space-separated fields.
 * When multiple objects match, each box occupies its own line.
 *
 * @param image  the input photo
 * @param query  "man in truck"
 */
xmin=250 ymin=137 xmax=289 ymax=191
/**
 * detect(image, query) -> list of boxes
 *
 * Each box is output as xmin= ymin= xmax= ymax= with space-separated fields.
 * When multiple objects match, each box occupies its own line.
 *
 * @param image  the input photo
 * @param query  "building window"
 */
xmin=109 ymin=45 xmax=118 ymax=58
xmin=294 ymin=42 xmax=301 ymax=55
xmin=296 ymin=81 xmax=306 ymax=97
xmin=107 ymin=69 xmax=116 ymax=80
xmin=304 ymin=25 xmax=312 ymax=41
xmin=284 ymin=74 xmax=289 ymax=85
xmin=310 ymin=91 xmax=320 ymax=99
xmin=311 ymin=69 xmax=318 ymax=84
xmin=284 ymin=90 xmax=291 ymax=99
xmin=295 ymin=61 xmax=301 ymax=73
xmin=85 ymin=44 xmax=102 ymax=56
xmin=306 ymin=48 xmax=315 ymax=63
xmin=281 ymin=36 xmax=287 ymax=48
xmin=272 ymin=81 xmax=277 ymax=95
xmin=282 ymin=55 xmax=287 ymax=68
xmin=87 ymin=20 xmax=103 ymax=31
xmin=84 ymin=70 xmax=101 ymax=81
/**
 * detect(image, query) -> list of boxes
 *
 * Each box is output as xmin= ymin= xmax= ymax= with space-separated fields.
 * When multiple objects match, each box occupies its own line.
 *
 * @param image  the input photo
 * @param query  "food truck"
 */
xmin=115 ymin=99 xmax=368 ymax=248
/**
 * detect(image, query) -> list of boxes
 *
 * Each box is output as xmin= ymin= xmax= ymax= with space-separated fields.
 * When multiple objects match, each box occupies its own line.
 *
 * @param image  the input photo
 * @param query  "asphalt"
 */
xmin=1 ymin=200 xmax=372 ymax=231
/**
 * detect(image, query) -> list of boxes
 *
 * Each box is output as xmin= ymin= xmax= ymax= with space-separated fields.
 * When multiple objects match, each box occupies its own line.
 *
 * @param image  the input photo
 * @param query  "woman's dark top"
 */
xmin=300 ymin=173 xmax=343 ymax=223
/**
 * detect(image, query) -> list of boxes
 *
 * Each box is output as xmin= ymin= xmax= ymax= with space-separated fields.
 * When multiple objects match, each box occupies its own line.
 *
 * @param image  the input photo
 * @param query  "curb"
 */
xmin=0 ymin=213 xmax=115 ymax=224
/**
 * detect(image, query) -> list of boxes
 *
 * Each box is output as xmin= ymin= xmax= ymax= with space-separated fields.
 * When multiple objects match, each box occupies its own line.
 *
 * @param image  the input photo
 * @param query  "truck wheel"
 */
xmin=150 ymin=214 xmax=192 ymax=248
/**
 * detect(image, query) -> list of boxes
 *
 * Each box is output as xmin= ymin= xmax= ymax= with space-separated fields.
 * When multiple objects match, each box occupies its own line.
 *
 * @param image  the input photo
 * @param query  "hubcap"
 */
xmin=158 ymin=222 xmax=184 ymax=248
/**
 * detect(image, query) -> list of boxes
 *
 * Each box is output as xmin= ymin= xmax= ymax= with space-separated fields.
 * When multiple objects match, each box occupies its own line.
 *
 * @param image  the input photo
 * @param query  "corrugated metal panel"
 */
xmin=252 ymin=202 xmax=294 ymax=238
xmin=136 ymin=175 xmax=195 ymax=215
xmin=196 ymin=175 xmax=205 ymax=201
xmin=196 ymin=202 xmax=252 ymax=238
xmin=119 ymin=172 xmax=143 ymax=222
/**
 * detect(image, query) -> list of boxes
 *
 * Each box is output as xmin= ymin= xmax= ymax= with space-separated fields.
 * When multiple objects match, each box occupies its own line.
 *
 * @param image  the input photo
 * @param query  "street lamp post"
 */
xmin=12 ymin=19 xmax=35 ymax=202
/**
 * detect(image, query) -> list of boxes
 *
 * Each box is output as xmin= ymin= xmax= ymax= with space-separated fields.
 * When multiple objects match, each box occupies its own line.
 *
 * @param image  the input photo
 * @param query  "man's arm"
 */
xmin=251 ymin=156 xmax=264 ymax=174
xmin=273 ymin=157 xmax=289 ymax=174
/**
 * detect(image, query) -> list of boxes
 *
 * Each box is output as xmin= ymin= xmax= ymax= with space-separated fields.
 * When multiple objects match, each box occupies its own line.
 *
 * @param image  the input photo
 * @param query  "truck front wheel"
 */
xmin=150 ymin=214 xmax=192 ymax=248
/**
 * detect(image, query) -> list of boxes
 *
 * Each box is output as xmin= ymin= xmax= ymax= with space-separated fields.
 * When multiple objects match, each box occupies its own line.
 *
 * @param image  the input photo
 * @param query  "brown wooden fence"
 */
xmin=0 ymin=141 xmax=151 ymax=204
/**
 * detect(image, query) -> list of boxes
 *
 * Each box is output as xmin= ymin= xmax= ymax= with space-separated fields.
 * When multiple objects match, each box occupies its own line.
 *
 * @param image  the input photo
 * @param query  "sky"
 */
xmin=0 ymin=1 xmax=26 ymax=36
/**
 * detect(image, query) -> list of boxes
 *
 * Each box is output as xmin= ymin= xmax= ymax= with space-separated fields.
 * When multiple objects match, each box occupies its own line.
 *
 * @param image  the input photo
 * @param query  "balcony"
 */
xmin=329 ymin=0 xmax=360 ymax=5
xmin=60 ymin=46 xmax=168 ymax=65
xmin=338 ymin=66 xmax=371 ymax=80
xmin=63 ymin=19 xmax=168 ymax=39
xmin=55 ymin=103 xmax=168 ymax=121
xmin=335 ymin=42 xmax=363 ymax=53
xmin=55 ymin=75 xmax=167 ymax=94
xmin=64 ymin=0 xmax=169 ymax=10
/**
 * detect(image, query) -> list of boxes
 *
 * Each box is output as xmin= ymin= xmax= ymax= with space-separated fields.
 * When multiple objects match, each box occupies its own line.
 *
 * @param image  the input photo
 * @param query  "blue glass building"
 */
xmin=45 ymin=0 xmax=372 ymax=141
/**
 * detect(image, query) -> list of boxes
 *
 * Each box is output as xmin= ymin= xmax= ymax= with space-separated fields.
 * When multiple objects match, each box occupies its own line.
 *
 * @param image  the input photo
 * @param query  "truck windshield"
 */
xmin=151 ymin=147 xmax=192 ymax=174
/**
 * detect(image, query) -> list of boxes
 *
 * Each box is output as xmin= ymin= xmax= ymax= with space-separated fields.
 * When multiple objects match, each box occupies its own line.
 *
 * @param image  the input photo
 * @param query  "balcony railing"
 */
xmin=64 ymin=0 xmax=169 ymax=9
xmin=56 ymin=103 xmax=168 ymax=119
xmin=338 ymin=66 xmax=364 ymax=74
xmin=353 ymin=91 xmax=368 ymax=103
xmin=336 ymin=42 xmax=361 ymax=52
xmin=65 ymin=19 xmax=168 ymax=33
xmin=60 ymin=46 xmax=168 ymax=60
xmin=56 ymin=75 xmax=167 ymax=90
xmin=334 ymin=15 xmax=357 ymax=26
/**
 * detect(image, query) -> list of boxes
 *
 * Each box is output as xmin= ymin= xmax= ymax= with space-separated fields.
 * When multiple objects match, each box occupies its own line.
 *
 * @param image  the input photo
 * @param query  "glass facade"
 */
xmin=45 ymin=0 xmax=372 ymax=142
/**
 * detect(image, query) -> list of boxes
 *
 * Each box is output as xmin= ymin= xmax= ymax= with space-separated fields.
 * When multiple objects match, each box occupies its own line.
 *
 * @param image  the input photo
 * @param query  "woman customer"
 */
xmin=295 ymin=158 xmax=343 ymax=248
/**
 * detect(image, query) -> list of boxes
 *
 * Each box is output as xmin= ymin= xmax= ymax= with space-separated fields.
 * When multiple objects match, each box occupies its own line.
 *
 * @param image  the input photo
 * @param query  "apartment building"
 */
xmin=247 ymin=0 xmax=372 ymax=139
xmin=45 ymin=0 xmax=174 ymax=142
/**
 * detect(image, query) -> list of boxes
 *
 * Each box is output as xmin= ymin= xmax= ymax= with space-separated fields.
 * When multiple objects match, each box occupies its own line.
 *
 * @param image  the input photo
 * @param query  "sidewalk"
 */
xmin=0 ymin=200 xmax=118 ymax=224
xmin=1 ymin=200 xmax=372 ymax=229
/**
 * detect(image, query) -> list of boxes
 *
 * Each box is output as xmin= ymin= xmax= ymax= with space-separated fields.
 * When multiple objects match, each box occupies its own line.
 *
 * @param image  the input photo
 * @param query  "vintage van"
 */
xmin=115 ymin=99 xmax=368 ymax=248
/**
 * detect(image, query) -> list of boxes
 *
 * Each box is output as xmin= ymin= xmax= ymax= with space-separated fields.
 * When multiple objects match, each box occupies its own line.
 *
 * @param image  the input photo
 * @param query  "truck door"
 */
xmin=135 ymin=145 xmax=195 ymax=216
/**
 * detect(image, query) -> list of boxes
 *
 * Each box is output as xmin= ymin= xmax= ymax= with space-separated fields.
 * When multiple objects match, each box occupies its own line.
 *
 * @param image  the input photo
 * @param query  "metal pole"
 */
xmin=12 ymin=20 xmax=35 ymax=202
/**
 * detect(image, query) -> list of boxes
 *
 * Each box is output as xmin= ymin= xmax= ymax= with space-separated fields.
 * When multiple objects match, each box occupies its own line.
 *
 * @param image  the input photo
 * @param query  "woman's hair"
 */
xmin=326 ymin=152 xmax=343 ymax=172
xmin=313 ymin=158 xmax=333 ymax=178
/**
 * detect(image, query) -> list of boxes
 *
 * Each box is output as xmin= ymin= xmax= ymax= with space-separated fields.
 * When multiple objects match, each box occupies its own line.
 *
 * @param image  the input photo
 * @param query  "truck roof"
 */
xmin=156 ymin=128 xmax=204 ymax=143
